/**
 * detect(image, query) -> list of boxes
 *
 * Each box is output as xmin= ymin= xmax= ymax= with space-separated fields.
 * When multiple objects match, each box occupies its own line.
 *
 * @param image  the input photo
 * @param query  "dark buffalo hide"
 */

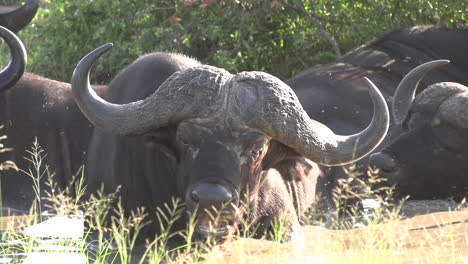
xmin=71 ymin=44 xmax=388 ymax=242
xmin=287 ymin=25 xmax=468 ymax=201
xmin=0 ymin=24 xmax=107 ymax=212
xmin=0 ymin=73 xmax=107 ymax=211
xmin=370 ymin=62 xmax=468 ymax=200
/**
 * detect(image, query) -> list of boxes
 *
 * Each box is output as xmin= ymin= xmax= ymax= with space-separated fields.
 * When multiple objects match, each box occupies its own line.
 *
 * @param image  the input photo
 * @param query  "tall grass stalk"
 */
xmin=267 ymin=212 xmax=290 ymax=243
xmin=111 ymin=202 xmax=149 ymax=264
xmin=141 ymin=198 xmax=185 ymax=263
xmin=0 ymin=127 xmax=18 ymax=217
xmin=83 ymin=185 xmax=121 ymax=263
xmin=19 ymin=138 xmax=52 ymax=221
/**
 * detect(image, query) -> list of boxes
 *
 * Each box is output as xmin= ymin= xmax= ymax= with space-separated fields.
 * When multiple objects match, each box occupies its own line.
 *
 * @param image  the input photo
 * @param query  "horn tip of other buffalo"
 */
xmin=72 ymin=42 xmax=113 ymax=90
xmin=72 ymin=43 xmax=131 ymax=135
xmin=0 ymin=25 xmax=26 ymax=92
xmin=72 ymin=43 xmax=113 ymax=104
xmin=73 ymin=43 xmax=113 ymax=77
xmin=392 ymin=59 xmax=451 ymax=125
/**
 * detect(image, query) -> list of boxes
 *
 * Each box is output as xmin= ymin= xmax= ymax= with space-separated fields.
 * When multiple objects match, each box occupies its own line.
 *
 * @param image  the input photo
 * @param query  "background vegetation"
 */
xmin=7 ymin=0 xmax=468 ymax=83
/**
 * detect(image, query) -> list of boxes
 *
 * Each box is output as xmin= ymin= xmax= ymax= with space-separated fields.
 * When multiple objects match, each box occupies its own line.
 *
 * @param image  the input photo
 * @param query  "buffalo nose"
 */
xmin=369 ymin=152 xmax=397 ymax=172
xmin=190 ymin=183 xmax=233 ymax=206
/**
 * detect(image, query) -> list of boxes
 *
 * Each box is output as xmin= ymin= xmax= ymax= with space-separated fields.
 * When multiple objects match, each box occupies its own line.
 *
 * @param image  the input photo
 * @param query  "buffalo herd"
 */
xmin=370 ymin=60 xmax=468 ymax=200
xmin=0 ymin=2 xmax=467 ymax=242
xmin=289 ymin=26 xmax=468 ymax=202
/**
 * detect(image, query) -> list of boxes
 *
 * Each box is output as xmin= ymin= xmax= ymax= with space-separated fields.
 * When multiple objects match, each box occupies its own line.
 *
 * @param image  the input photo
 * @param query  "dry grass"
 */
xmin=201 ymin=209 xmax=468 ymax=264
xmin=1 ymin=141 xmax=468 ymax=263
xmin=200 ymin=167 xmax=468 ymax=264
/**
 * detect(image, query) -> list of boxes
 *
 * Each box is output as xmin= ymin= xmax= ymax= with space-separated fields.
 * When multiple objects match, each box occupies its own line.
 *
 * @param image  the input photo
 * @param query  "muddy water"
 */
xmin=203 ymin=202 xmax=468 ymax=264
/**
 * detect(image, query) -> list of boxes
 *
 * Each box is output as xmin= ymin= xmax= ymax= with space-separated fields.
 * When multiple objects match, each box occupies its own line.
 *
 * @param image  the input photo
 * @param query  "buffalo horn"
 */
xmin=74 ymin=45 xmax=389 ymax=166
xmin=0 ymin=26 xmax=26 ymax=92
xmin=392 ymin=60 xmax=450 ymax=125
xmin=0 ymin=0 xmax=39 ymax=33
xmin=241 ymin=74 xmax=389 ymax=166
xmin=72 ymin=44 xmax=231 ymax=135
xmin=71 ymin=43 xmax=150 ymax=135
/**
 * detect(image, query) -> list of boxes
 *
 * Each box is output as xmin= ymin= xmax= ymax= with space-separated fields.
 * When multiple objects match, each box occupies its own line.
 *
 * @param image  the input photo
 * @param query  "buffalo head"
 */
xmin=72 ymin=44 xmax=389 ymax=239
xmin=370 ymin=60 xmax=468 ymax=200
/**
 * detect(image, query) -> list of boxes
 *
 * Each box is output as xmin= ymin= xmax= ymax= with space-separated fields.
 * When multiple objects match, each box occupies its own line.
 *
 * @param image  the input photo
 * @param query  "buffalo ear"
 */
xmin=261 ymin=141 xmax=294 ymax=170
xmin=142 ymin=127 xmax=178 ymax=160
xmin=261 ymin=141 xmax=302 ymax=180
xmin=262 ymin=141 xmax=316 ymax=183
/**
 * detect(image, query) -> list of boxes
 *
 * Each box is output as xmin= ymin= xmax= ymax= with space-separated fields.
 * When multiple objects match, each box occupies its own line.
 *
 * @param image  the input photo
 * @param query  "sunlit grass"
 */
xmin=0 ymin=125 xmax=18 ymax=218
xmin=202 ymin=209 xmax=468 ymax=264
xmin=0 ymin=141 xmax=468 ymax=263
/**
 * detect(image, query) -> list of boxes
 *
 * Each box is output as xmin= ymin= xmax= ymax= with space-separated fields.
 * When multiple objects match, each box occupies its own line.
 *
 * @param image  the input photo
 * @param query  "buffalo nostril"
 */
xmin=223 ymin=191 xmax=233 ymax=203
xmin=191 ymin=189 xmax=200 ymax=203
xmin=369 ymin=152 xmax=397 ymax=172
xmin=190 ymin=183 xmax=233 ymax=205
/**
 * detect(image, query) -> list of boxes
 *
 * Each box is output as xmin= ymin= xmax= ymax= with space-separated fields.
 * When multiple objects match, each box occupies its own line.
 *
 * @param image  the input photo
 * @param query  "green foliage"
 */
xmin=15 ymin=0 xmax=468 ymax=83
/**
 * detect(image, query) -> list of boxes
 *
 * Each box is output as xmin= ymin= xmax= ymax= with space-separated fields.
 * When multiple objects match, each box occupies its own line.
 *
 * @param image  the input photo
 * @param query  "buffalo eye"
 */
xmin=143 ymin=131 xmax=178 ymax=159
xmin=178 ymin=138 xmax=189 ymax=146
xmin=433 ymin=123 xmax=466 ymax=153
xmin=143 ymin=128 xmax=176 ymax=149
xmin=402 ymin=112 xmax=413 ymax=130
xmin=176 ymin=133 xmax=192 ymax=147
xmin=143 ymin=134 xmax=159 ymax=149
xmin=250 ymin=148 xmax=264 ymax=160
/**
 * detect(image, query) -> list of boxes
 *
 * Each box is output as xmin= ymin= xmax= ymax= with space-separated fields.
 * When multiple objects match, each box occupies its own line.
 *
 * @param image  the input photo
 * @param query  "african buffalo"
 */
xmin=71 ymin=43 xmax=389 ymax=240
xmin=0 ymin=28 xmax=107 ymax=213
xmin=369 ymin=60 xmax=468 ymax=200
xmin=0 ymin=0 xmax=39 ymax=33
xmin=287 ymin=26 xmax=468 ymax=202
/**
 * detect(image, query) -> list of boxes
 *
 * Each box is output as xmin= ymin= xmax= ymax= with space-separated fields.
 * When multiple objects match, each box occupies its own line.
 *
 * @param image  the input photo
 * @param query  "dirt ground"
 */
xmin=204 ymin=200 xmax=468 ymax=264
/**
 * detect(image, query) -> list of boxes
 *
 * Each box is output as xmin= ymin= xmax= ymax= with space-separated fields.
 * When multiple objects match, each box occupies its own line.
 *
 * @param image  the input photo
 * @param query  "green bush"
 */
xmin=16 ymin=0 xmax=468 ymax=83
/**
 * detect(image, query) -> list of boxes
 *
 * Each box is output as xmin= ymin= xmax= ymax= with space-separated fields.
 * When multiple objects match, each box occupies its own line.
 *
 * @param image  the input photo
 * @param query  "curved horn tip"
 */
xmin=95 ymin=43 xmax=113 ymax=56
xmin=416 ymin=59 xmax=450 ymax=69
xmin=392 ymin=59 xmax=450 ymax=125
xmin=363 ymin=77 xmax=387 ymax=104
xmin=74 ymin=43 xmax=113 ymax=70
xmin=363 ymin=77 xmax=376 ymax=89
xmin=428 ymin=59 xmax=450 ymax=65
xmin=363 ymin=76 xmax=390 ymax=117
xmin=86 ymin=43 xmax=113 ymax=57
xmin=363 ymin=76 xmax=390 ymax=140
xmin=93 ymin=43 xmax=114 ymax=55
xmin=406 ymin=59 xmax=451 ymax=77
